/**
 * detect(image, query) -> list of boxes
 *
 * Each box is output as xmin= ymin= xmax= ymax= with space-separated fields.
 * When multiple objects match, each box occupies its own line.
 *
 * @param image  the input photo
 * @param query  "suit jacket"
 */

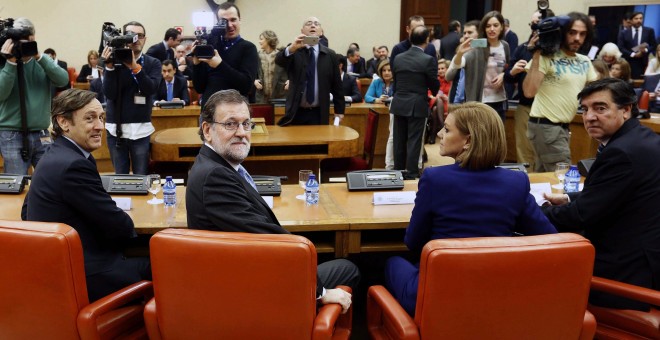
xmin=504 ymin=30 xmax=519 ymax=56
xmin=90 ymin=77 xmax=105 ymax=103
xmin=186 ymin=145 xmax=324 ymax=295
xmin=390 ymin=46 xmax=439 ymax=118
xmin=440 ymin=31 xmax=461 ymax=60
xmin=347 ymin=57 xmax=368 ymax=78
xmin=341 ymin=73 xmax=362 ymax=103
xmin=275 ymin=45 xmax=345 ymax=126
xmin=55 ymin=60 xmax=71 ymax=91
xmin=618 ymin=26 xmax=657 ymax=58
xmin=76 ymin=64 xmax=95 ymax=83
xmin=543 ymin=118 xmax=660 ymax=310
xmin=156 ymin=75 xmax=190 ymax=105
xmin=24 ymin=137 xmax=136 ymax=277
xmin=146 ymin=41 xmax=173 ymax=62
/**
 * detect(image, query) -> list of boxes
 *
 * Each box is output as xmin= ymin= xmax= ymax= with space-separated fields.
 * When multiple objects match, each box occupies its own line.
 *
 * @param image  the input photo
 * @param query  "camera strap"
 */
xmin=16 ymin=60 xmax=30 ymax=162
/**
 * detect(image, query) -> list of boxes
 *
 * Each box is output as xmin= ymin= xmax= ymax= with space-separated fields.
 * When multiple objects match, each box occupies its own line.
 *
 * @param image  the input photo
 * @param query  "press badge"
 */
xmin=134 ymin=95 xmax=146 ymax=105
xmin=39 ymin=130 xmax=53 ymax=145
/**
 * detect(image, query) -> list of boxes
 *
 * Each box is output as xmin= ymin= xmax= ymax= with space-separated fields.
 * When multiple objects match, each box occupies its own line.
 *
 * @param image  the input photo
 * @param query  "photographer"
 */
xmin=523 ymin=12 xmax=597 ymax=172
xmin=101 ymin=21 xmax=161 ymax=175
xmin=0 ymin=17 xmax=69 ymax=175
xmin=191 ymin=2 xmax=258 ymax=105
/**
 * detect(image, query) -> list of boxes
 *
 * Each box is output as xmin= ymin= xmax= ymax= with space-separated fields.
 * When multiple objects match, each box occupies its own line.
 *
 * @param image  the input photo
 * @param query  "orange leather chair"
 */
xmin=0 ymin=220 xmax=152 ymax=340
xmin=320 ymin=108 xmax=379 ymax=182
xmin=67 ymin=66 xmax=77 ymax=87
xmin=588 ymin=276 xmax=660 ymax=339
xmin=639 ymin=90 xmax=650 ymax=111
xmin=145 ymin=229 xmax=352 ymax=339
xmin=367 ymin=233 xmax=596 ymax=339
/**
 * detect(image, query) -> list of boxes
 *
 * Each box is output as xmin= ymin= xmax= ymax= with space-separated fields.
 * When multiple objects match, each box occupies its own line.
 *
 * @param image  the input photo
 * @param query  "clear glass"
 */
xmin=552 ymin=162 xmax=570 ymax=190
xmin=147 ymin=174 xmax=163 ymax=205
xmin=297 ymin=170 xmax=313 ymax=200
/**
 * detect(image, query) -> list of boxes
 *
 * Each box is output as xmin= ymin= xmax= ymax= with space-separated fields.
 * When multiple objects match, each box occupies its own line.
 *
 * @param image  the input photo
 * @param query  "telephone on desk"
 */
xmin=252 ymin=175 xmax=283 ymax=196
xmin=346 ymin=170 xmax=405 ymax=191
xmin=100 ymin=175 xmax=149 ymax=195
xmin=0 ymin=174 xmax=28 ymax=194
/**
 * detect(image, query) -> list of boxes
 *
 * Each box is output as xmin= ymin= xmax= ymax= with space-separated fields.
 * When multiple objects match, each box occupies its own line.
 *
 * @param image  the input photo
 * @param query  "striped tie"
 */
xmin=237 ymin=165 xmax=257 ymax=191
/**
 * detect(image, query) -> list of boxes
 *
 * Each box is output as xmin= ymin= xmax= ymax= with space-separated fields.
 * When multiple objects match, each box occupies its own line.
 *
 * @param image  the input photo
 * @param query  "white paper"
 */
xmin=112 ymin=197 xmax=132 ymax=211
xmin=261 ymin=196 xmax=274 ymax=209
xmin=530 ymin=182 xmax=552 ymax=206
xmin=373 ymin=191 xmax=416 ymax=205
xmin=333 ymin=116 xmax=340 ymax=126
xmin=587 ymin=46 xmax=599 ymax=60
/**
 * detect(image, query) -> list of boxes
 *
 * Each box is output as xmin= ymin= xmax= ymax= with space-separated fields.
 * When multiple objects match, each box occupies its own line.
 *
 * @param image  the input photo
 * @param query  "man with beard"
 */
xmin=618 ymin=11 xmax=657 ymax=79
xmin=186 ymin=89 xmax=359 ymax=313
xmin=523 ymin=12 xmax=597 ymax=172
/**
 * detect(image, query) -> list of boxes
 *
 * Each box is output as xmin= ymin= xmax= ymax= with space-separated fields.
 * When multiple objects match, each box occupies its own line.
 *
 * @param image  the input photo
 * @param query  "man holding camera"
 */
xmin=191 ymin=2 xmax=259 ymax=105
xmin=101 ymin=21 xmax=161 ymax=175
xmin=275 ymin=16 xmax=344 ymax=126
xmin=523 ymin=12 xmax=597 ymax=172
xmin=0 ymin=17 xmax=69 ymax=175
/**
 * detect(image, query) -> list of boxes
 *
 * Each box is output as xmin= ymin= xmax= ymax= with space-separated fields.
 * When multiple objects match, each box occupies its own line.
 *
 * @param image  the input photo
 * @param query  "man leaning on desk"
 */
xmin=22 ymin=89 xmax=151 ymax=302
xmin=185 ymin=89 xmax=359 ymax=313
xmin=543 ymin=78 xmax=660 ymax=311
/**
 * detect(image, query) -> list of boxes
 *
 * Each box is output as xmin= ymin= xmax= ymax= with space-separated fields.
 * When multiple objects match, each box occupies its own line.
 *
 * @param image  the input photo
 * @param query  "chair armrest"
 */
xmin=313 ymin=286 xmax=353 ymax=340
xmin=591 ymin=276 xmax=660 ymax=306
xmin=580 ymin=310 xmax=596 ymax=340
xmin=367 ymin=285 xmax=419 ymax=340
xmin=77 ymin=280 xmax=153 ymax=340
xmin=144 ymin=298 xmax=162 ymax=340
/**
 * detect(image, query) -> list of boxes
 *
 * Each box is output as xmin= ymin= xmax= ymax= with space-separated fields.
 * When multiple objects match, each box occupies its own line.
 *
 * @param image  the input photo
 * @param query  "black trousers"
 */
xmin=393 ymin=114 xmax=426 ymax=179
xmin=86 ymin=256 xmax=151 ymax=302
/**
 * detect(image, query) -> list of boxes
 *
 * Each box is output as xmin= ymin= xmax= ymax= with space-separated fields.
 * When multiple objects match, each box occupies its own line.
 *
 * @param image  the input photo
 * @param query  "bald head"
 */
xmin=301 ymin=16 xmax=322 ymax=36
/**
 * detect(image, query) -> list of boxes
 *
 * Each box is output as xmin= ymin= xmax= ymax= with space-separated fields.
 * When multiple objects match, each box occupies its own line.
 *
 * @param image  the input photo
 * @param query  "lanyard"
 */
xmin=130 ymin=55 xmax=145 ymax=87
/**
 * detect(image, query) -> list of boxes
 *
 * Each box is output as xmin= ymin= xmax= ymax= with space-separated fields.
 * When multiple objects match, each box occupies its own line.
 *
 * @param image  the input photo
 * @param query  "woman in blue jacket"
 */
xmin=385 ymin=102 xmax=557 ymax=316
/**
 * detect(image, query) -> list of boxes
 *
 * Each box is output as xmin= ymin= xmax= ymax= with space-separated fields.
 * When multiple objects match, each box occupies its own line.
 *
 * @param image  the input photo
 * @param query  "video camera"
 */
xmin=0 ymin=18 xmax=38 ymax=59
xmin=528 ymin=1 xmax=570 ymax=56
xmin=100 ymin=22 xmax=137 ymax=66
xmin=191 ymin=18 xmax=228 ymax=59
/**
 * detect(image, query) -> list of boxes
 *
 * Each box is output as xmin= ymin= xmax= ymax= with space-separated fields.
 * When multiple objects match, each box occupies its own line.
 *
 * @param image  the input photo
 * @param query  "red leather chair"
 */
xmin=145 ymin=229 xmax=352 ymax=339
xmin=588 ymin=277 xmax=660 ymax=339
xmin=320 ymin=108 xmax=379 ymax=182
xmin=0 ymin=220 xmax=152 ymax=340
xmin=367 ymin=233 xmax=596 ymax=339
xmin=355 ymin=78 xmax=363 ymax=102
xmin=639 ymin=90 xmax=650 ymax=111
xmin=250 ymin=103 xmax=275 ymax=125
xmin=67 ymin=66 xmax=77 ymax=87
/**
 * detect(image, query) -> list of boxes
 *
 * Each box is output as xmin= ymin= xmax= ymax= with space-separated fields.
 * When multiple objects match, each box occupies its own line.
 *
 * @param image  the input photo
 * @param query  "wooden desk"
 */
xmin=73 ymin=82 xmax=90 ymax=90
xmin=151 ymin=125 xmax=359 ymax=183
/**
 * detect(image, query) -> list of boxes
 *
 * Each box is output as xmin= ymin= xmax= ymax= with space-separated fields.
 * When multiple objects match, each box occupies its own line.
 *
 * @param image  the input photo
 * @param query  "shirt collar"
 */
xmin=204 ymin=142 xmax=240 ymax=170
xmin=63 ymin=136 xmax=91 ymax=159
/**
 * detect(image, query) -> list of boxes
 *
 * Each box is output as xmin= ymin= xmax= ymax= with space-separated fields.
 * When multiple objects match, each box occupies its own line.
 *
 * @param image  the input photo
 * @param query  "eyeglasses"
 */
xmin=304 ymin=21 xmax=321 ymax=27
xmin=212 ymin=120 xmax=256 ymax=131
xmin=126 ymin=31 xmax=146 ymax=39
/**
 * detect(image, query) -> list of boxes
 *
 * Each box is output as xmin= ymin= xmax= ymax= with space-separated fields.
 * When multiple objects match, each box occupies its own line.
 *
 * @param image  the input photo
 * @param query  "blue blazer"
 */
xmin=405 ymin=164 xmax=556 ymax=253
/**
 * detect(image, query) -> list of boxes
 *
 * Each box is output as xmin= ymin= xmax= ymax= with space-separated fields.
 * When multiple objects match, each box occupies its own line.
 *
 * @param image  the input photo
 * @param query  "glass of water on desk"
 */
xmin=552 ymin=162 xmax=570 ymax=190
xmin=147 ymin=174 xmax=163 ymax=205
xmin=297 ymin=170 xmax=312 ymax=200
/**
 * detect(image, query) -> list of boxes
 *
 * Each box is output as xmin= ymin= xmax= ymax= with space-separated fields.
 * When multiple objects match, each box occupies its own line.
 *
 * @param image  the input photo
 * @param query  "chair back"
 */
xmin=363 ymin=109 xmax=380 ymax=168
xmin=0 ymin=220 xmax=88 ymax=339
xmin=355 ymin=78 xmax=363 ymax=102
xmin=250 ymin=103 xmax=275 ymax=125
xmin=147 ymin=229 xmax=319 ymax=339
xmin=415 ymin=233 xmax=594 ymax=339
xmin=642 ymin=73 xmax=660 ymax=93
xmin=67 ymin=67 xmax=77 ymax=87
xmin=639 ymin=90 xmax=650 ymax=110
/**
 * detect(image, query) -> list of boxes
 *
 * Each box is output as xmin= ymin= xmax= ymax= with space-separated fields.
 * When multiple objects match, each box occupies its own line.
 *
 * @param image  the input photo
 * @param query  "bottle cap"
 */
xmin=166 ymin=176 xmax=173 ymax=180
xmin=309 ymin=174 xmax=316 ymax=180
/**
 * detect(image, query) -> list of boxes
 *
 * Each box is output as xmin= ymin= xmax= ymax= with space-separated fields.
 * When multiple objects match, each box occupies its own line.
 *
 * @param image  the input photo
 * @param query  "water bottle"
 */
xmin=163 ymin=176 xmax=177 ymax=207
xmin=305 ymin=174 xmax=319 ymax=206
xmin=563 ymin=165 xmax=580 ymax=193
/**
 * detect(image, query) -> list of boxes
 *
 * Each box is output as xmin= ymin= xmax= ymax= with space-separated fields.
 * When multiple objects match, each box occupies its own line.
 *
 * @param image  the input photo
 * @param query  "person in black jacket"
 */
xmin=191 ymin=2 xmax=258 ymax=105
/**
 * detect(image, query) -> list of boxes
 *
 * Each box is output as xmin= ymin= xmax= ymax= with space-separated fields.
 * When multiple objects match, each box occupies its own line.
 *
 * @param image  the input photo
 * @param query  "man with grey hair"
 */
xmin=187 ymin=89 xmax=359 ymax=313
xmin=0 ymin=17 xmax=69 ymax=175
xmin=276 ymin=16 xmax=344 ymax=125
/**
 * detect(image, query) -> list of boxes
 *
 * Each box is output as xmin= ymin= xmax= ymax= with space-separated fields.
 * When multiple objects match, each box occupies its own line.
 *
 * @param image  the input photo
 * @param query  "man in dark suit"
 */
xmin=146 ymin=28 xmax=181 ymax=63
xmin=338 ymin=55 xmax=362 ymax=103
xmin=543 ymin=78 xmax=660 ymax=311
xmin=346 ymin=48 xmax=368 ymax=78
xmin=618 ymin=12 xmax=657 ymax=79
xmin=275 ymin=16 xmax=344 ymax=125
xmin=390 ymin=26 xmax=440 ymax=179
xmin=366 ymin=45 xmax=388 ymax=77
xmin=23 ymin=89 xmax=150 ymax=302
xmin=89 ymin=67 xmax=105 ymax=104
xmin=44 ymin=48 xmax=71 ymax=93
xmin=440 ymin=20 xmax=461 ymax=60
xmin=186 ymin=89 xmax=359 ymax=313
xmin=154 ymin=60 xmax=190 ymax=105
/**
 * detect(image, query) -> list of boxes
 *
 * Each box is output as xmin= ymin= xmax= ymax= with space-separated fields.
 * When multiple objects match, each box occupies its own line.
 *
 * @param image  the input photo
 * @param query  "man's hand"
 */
xmin=254 ymin=79 xmax=263 ymax=90
xmin=288 ymin=34 xmax=306 ymax=54
xmin=491 ymin=73 xmax=504 ymax=88
xmin=1 ymin=39 xmax=17 ymax=63
xmin=543 ymin=193 xmax=569 ymax=206
xmin=197 ymin=49 xmax=222 ymax=68
xmin=334 ymin=114 xmax=345 ymax=122
xmin=510 ymin=59 xmax=528 ymax=76
xmin=320 ymin=288 xmax=352 ymax=314
xmin=284 ymin=80 xmax=290 ymax=91
xmin=101 ymin=46 xmax=114 ymax=70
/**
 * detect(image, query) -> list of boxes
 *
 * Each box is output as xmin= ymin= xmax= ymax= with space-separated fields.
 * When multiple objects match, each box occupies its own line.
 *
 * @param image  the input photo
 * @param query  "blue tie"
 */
xmin=306 ymin=47 xmax=316 ymax=104
xmin=597 ymin=144 xmax=605 ymax=155
xmin=238 ymin=165 xmax=257 ymax=191
xmin=166 ymin=82 xmax=173 ymax=101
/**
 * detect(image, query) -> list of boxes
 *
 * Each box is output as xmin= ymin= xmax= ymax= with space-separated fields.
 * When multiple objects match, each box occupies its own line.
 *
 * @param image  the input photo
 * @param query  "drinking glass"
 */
xmin=147 ymin=174 xmax=163 ymax=205
xmin=296 ymin=170 xmax=313 ymax=200
xmin=552 ymin=162 xmax=570 ymax=190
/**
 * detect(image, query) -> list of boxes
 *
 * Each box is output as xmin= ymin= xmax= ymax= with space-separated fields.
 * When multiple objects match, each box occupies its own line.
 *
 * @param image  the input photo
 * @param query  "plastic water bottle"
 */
xmin=305 ymin=174 xmax=319 ymax=206
xmin=163 ymin=176 xmax=177 ymax=207
xmin=563 ymin=165 xmax=580 ymax=193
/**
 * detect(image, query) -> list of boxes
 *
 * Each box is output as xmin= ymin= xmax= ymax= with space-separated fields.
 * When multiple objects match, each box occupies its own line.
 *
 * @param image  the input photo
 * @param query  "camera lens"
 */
xmin=538 ymin=0 xmax=549 ymax=10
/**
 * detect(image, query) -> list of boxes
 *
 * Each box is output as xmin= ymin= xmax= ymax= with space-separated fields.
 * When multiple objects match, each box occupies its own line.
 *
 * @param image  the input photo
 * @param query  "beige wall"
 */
xmin=2 ymin=0 xmax=400 ymax=71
